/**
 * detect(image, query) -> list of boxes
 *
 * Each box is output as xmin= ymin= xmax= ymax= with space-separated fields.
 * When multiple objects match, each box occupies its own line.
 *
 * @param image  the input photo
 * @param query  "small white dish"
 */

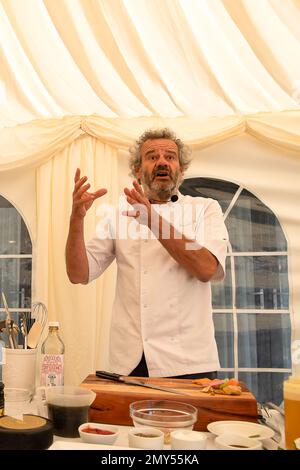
xmin=78 ymin=422 xmax=119 ymax=445
xmin=170 ymin=430 xmax=207 ymax=450
xmin=215 ymin=433 xmax=263 ymax=450
xmin=128 ymin=427 xmax=164 ymax=450
xmin=207 ymin=420 xmax=274 ymax=440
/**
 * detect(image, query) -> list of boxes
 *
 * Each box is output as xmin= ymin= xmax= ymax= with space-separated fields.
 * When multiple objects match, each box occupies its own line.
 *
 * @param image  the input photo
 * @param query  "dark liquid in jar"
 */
xmin=48 ymin=404 xmax=89 ymax=437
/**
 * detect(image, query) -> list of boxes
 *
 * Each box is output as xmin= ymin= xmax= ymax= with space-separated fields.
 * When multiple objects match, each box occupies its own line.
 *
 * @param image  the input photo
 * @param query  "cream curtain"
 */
xmin=35 ymin=135 xmax=119 ymax=384
xmin=1 ymin=0 xmax=300 ymax=128
xmin=1 ymin=112 xmax=300 ymax=172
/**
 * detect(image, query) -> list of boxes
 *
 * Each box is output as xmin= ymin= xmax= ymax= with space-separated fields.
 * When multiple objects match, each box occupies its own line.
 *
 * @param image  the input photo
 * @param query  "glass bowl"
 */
xmin=129 ymin=400 xmax=197 ymax=444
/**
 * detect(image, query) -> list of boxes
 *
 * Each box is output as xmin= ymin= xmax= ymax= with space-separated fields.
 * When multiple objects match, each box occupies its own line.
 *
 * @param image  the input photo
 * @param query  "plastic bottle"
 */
xmin=40 ymin=322 xmax=65 ymax=386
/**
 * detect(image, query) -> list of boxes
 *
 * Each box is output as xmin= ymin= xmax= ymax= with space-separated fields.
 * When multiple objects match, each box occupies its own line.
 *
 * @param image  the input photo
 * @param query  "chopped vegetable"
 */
xmin=192 ymin=377 xmax=242 ymax=395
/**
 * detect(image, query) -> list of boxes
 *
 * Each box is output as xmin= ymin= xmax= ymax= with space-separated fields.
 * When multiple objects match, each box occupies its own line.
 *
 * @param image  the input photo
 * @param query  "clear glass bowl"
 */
xmin=129 ymin=400 xmax=197 ymax=444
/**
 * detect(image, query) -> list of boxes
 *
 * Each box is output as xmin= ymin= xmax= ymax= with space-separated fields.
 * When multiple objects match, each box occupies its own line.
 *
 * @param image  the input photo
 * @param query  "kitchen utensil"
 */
xmin=265 ymin=401 xmax=285 ymax=416
xmin=19 ymin=312 xmax=28 ymax=349
xmin=95 ymin=370 xmax=192 ymax=396
xmin=0 ymin=320 xmax=16 ymax=347
xmin=2 ymin=293 xmax=17 ymax=349
xmin=1 ymin=292 xmax=11 ymax=317
xmin=27 ymin=302 xmax=47 ymax=349
xmin=6 ymin=319 xmax=18 ymax=349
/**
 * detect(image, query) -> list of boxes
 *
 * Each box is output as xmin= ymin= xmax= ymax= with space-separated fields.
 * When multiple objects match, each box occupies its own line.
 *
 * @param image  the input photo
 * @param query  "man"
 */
xmin=66 ymin=128 xmax=228 ymax=379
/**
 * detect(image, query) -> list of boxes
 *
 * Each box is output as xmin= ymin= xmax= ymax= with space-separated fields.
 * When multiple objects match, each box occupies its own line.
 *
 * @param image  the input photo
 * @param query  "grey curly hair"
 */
xmin=128 ymin=128 xmax=192 ymax=177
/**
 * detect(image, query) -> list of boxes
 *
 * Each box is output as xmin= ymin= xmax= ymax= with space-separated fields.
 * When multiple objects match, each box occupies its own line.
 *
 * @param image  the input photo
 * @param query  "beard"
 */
xmin=140 ymin=167 xmax=183 ymax=201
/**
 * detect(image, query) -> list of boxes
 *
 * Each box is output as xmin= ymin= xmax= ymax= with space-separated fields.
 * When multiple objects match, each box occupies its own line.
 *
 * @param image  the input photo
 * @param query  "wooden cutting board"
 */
xmin=81 ymin=375 xmax=258 ymax=431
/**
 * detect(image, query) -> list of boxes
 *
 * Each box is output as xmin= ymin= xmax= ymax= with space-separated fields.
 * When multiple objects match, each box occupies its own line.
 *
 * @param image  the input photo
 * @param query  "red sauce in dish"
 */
xmin=81 ymin=426 xmax=115 ymax=435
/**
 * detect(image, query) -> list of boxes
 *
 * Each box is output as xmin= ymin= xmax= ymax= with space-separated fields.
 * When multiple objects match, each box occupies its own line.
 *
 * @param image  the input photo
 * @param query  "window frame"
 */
xmin=181 ymin=177 xmax=292 ymax=393
xmin=0 ymin=195 xmax=32 ymax=335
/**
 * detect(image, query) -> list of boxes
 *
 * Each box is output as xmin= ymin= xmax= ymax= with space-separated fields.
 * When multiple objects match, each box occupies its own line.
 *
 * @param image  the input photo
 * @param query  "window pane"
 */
xmin=226 ymin=189 xmax=287 ymax=252
xmin=237 ymin=314 xmax=291 ymax=368
xmin=0 ymin=197 xmax=32 ymax=254
xmin=239 ymin=372 xmax=289 ymax=405
xmin=235 ymin=256 xmax=289 ymax=309
xmin=180 ymin=178 xmax=239 ymax=213
xmin=0 ymin=259 xmax=32 ymax=308
xmin=217 ymin=371 xmax=234 ymax=379
xmin=213 ymin=313 xmax=234 ymax=368
xmin=212 ymin=257 xmax=232 ymax=308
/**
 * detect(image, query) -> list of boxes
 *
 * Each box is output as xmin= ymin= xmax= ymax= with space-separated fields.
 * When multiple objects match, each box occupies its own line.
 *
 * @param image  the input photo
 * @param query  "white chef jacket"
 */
xmin=86 ymin=194 xmax=228 ymax=376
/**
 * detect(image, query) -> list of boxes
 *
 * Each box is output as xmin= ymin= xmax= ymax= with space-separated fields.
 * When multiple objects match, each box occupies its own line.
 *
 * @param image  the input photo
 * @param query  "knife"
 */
xmin=95 ymin=370 xmax=192 ymax=396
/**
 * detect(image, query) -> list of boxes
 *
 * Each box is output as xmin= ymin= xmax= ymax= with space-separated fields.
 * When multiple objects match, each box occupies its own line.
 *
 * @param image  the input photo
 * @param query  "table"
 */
xmin=4 ymin=397 xmax=284 ymax=450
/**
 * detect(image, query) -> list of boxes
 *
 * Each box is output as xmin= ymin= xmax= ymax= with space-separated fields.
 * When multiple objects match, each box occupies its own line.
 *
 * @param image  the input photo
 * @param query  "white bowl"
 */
xmin=128 ymin=427 xmax=164 ymax=450
xmin=207 ymin=420 xmax=274 ymax=441
xmin=215 ymin=433 xmax=263 ymax=450
xmin=171 ymin=430 xmax=207 ymax=450
xmin=78 ymin=423 xmax=119 ymax=445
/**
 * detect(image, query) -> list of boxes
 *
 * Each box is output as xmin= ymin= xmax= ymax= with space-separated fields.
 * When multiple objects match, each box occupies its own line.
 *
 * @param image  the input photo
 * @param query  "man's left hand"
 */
xmin=123 ymin=180 xmax=151 ymax=225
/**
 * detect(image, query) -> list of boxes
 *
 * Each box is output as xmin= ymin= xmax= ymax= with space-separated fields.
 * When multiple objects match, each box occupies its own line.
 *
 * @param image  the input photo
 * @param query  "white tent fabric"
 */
xmin=0 ymin=0 xmax=300 ymax=385
xmin=1 ymin=0 xmax=300 ymax=128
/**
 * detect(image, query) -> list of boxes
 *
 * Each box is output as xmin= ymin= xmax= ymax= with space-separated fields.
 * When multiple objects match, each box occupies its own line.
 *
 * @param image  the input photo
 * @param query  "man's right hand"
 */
xmin=71 ymin=168 xmax=107 ymax=220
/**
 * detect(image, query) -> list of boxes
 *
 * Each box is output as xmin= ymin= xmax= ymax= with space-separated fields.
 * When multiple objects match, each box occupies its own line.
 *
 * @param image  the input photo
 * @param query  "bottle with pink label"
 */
xmin=40 ymin=322 xmax=65 ymax=386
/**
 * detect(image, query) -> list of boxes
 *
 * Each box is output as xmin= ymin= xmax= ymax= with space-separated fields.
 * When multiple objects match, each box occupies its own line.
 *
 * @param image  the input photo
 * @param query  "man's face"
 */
xmin=136 ymin=139 xmax=183 ymax=200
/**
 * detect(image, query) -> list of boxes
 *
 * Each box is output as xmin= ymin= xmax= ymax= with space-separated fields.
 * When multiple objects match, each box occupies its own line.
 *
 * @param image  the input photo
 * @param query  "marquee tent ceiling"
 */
xmin=1 ymin=0 xmax=300 ymax=129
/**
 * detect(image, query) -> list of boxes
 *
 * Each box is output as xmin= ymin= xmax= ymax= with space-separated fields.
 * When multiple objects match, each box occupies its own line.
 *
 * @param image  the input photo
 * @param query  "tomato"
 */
xmin=81 ymin=426 xmax=114 ymax=435
xmin=228 ymin=378 xmax=239 ymax=386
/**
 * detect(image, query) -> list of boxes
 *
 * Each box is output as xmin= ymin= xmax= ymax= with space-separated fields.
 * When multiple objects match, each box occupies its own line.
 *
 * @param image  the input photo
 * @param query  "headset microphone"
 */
xmin=170 ymin=195 xmax=179 ymax=202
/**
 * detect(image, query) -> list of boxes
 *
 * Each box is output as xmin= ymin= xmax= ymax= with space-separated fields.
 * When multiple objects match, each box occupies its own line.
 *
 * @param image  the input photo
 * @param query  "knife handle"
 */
xmin=95 ymin=370 xmax=123 ymax=381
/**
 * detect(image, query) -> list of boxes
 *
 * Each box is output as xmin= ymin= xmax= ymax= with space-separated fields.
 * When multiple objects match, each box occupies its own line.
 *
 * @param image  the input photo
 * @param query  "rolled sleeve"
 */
xmin=86 ymin=237 xmax=115 ymax=283
xmin=198 ymin=199 xmax=228 ymax=282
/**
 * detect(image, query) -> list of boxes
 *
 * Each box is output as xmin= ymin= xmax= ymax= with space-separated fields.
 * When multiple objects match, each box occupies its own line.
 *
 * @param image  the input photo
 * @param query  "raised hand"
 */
xmin=71 ymin=168 xmax=107 ymax=220
xmin=123 ymin=180 xmax=151 ymax=225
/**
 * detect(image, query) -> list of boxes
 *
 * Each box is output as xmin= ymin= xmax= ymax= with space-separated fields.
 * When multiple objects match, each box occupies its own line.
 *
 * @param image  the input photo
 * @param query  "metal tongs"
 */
xmin=2 ymin=292 xmax=18 ymax=349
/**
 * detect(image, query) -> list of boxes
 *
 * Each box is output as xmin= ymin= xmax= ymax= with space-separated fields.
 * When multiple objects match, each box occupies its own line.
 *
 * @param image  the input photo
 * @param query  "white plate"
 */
xmin=207 ymin=421 xmax=274 ymax=440
xmin=49 ymin=440 xmax=138 ymax=450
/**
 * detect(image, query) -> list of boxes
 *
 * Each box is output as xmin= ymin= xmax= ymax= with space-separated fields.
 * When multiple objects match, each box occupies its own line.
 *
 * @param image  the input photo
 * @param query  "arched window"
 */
xmin=0 ymin=195 xmax=32 ymax=350
xmin=180 ymin=178 xmax=291 ymax=405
